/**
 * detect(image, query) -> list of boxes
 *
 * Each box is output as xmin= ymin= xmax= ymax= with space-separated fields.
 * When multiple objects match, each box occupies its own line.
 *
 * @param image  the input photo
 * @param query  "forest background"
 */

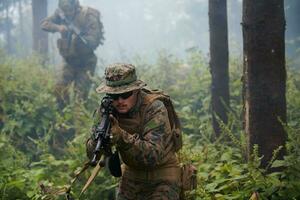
xmin=0 ymin=0 xmax=300 ymax=199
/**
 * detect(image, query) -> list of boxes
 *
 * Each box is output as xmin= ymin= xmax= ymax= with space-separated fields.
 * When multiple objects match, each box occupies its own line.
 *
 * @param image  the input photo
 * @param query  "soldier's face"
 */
xmin=61 ymin=5 xmax=76 ymax=19
xmin=110 ymin=90 xmax=138 ymax=114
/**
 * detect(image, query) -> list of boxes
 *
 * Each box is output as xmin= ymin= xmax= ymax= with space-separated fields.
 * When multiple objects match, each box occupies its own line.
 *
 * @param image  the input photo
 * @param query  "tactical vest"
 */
xmin=117 ymin=89 xmax=182 ymax=181
xmin=57 ymin=6 xmax=103 ymax=58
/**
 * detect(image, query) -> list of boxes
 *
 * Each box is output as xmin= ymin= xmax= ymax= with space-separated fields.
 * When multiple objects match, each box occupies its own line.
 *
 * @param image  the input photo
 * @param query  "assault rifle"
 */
xmin=90 ymin=96 xmax=122 ymax=177
xmin=78 ymin=96 xmax=121 ymax=195
xmin=39 ymin=96 xmax=121 ymax=199
xmin=57 ymin=8 xmax=89 ymax=47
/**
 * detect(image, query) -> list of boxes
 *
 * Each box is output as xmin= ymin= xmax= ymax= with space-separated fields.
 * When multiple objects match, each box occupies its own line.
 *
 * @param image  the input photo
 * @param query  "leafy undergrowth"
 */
xmin=0 ymin=50 xmax=300 ymax=199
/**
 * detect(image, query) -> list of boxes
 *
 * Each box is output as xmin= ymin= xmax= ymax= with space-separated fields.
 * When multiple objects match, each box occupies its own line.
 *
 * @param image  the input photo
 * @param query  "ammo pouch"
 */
xmin=57 ymin=38 xmax=71 ymax=57
xmin=181 ymin=163 xmax=197 ymax=191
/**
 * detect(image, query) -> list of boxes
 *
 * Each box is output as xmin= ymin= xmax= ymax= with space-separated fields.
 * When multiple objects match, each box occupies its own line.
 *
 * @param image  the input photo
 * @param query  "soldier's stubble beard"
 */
xmin=112 ymin=90 xmax=138 ymax=114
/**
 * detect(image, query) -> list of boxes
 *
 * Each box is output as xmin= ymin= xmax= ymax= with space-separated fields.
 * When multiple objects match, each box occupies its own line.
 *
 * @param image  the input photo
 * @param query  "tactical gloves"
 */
xmin=109 ymin=114 xmax=125 ymax=144
xmin=86 ymin=115 xmax=129 ymax=162
xmin=86 ymin=138 xmax=96 ymax=160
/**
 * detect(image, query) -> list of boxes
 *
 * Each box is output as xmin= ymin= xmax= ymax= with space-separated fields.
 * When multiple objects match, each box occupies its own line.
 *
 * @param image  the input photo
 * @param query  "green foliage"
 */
xmin=0 ymin=55 xmax=57 ymax=156
xmin=0 ymin=49 xmax=300 ymax=199
xmin=0 ymin=53 xmax=115 ymax=199
xmin=137 ymin=50 xmax=300 ymax=200
xmin=177 ymin=126 xmax=300 ymax=200
xmin=286 ymin=68 xmax=300 ymax=127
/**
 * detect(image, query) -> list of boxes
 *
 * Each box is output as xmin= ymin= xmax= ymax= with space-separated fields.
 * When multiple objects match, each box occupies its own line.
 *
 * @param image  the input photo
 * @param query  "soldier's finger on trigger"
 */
xmin=109 ymin=114 xmax=116 ymax=125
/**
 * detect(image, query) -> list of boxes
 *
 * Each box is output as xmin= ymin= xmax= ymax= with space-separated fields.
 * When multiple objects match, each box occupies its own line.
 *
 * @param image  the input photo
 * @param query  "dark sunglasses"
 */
xmin=107 ymin=91 xmax=133 ymax=100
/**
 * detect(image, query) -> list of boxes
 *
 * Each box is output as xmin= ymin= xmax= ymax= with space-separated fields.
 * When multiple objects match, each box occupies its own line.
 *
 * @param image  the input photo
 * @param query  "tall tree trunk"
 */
xmin=242 ymin=0 xmax=287 ymax=168
xmin=18 ymin=1 xmax=24 ymax=40
xmin=17 ymin=0 xmax=26 ymax=56
xmin=209 ymin=0 xmax=230 ymax=138
xmin=5 ymin=3 xmax=12 ymax=54
xmin=32 ymin=0 xmax=48 ymax=55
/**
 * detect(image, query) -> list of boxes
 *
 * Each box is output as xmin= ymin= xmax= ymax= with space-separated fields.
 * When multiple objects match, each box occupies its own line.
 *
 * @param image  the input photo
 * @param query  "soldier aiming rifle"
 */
xmin=85 ymin=63 xmax=194 ymax=199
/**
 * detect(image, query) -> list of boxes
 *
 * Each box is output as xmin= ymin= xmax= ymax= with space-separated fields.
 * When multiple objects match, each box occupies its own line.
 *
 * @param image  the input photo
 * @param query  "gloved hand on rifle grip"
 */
xmin=109 ymin=114 xmax=126 ymax=144
xmin=57 ymin=24 xmax=68 ymax=34
xmin=86 ymin=138 xmax=96 ymax=160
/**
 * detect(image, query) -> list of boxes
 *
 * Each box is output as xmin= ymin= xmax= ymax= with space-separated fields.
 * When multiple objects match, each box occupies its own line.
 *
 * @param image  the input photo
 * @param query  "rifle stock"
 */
xmin=81 ymin=156 xmax=104 ymax=196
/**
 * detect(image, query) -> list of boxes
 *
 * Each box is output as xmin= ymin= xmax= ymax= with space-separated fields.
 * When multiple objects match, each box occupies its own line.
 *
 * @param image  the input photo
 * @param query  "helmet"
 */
xmin=58 ymin=0 xmax=79 ymax=12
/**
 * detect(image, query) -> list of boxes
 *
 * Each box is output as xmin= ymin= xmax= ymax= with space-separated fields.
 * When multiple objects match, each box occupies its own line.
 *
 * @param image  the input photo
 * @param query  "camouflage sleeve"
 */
xmin=81 ymin=9 xmax=104 ymax=50
xmin=117 ymin=100 xmax=173 ymax=168
xmin=40 ymin=9 xmax=62 ymax=33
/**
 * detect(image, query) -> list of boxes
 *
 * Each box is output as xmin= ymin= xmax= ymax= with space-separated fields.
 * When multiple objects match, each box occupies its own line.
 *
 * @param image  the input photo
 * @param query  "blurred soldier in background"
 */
xmin=41 ymin=0 xmax=104 ymax=104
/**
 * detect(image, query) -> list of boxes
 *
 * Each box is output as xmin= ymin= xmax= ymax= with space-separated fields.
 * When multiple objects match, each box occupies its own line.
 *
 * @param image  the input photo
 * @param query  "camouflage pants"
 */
xmin=116 ymin=176 xmax=181 ymax=200
xmin=55 ymin=53 xmax=97 ymax=106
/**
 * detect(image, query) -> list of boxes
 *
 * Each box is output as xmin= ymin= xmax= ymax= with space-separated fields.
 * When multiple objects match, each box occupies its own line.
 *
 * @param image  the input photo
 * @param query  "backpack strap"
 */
xmin=141 ymin=88 xmax=182 ymax=152
xmin=81 ymin=6 xmax=89 ymax=19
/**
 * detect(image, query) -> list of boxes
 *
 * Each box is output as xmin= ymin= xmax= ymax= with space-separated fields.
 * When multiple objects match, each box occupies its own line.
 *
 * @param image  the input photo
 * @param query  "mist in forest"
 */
xmin=46 ymin=0 xmax=243 ymax=65
xmin=1 ymin=0 xmax=299 ymax=66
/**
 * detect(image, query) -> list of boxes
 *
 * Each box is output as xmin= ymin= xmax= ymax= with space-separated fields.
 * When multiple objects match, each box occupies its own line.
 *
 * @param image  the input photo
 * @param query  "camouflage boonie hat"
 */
xmin=96 ymin=63 xmax=146 ymax=94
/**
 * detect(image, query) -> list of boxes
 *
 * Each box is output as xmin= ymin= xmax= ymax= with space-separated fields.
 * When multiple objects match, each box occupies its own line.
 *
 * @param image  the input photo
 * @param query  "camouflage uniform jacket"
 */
xmin=92 ymin=90 xmax=180 ymax=180
xmin=41 ymin=6 xmax=104 ymax=58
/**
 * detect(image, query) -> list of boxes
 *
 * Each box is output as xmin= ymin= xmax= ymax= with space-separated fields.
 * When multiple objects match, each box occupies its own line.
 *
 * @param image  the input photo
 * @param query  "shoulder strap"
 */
xmin=142 ymin=88 xmax=181 ymax=130
xmin=81 ymin=6 xmax=89 ymax=19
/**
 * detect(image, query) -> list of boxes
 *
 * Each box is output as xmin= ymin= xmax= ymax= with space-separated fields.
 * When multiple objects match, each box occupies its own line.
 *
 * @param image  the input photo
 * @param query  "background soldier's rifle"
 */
xmin=57 ymin=8 xmax=89 ymax=48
